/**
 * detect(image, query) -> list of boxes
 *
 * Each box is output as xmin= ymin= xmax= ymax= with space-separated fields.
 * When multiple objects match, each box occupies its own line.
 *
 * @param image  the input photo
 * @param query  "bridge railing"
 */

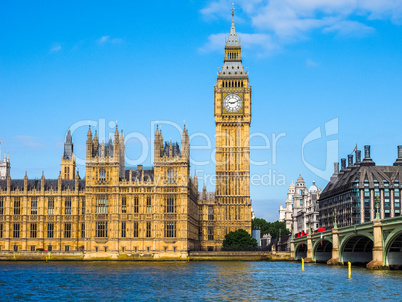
xmin=380 ymin=215 xmax=402 ymax=225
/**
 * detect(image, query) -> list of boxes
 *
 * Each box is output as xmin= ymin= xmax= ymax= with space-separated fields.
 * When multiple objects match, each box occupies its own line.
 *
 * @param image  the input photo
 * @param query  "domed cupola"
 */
xmin=288 ymin=181 xmax=295 ymax=193
xmin=296 ymin=174 xmax=305 ymax=187
xmin=309 ymin=181 xmax=318 ymax=194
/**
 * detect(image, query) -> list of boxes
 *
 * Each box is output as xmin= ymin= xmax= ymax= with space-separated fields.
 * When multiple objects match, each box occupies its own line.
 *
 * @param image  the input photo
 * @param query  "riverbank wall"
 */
xmin=189 ymin=251 xmax=291 ymax=261
xmin=0 ymin=251 xmax=292 ymax=261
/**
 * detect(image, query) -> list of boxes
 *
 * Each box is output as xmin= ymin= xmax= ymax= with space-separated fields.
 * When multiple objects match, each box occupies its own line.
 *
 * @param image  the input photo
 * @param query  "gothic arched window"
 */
xmin=167 ymin=168 xmax=174 ymax=183
xmin=99 ymin=169 xmax=106 ymax=181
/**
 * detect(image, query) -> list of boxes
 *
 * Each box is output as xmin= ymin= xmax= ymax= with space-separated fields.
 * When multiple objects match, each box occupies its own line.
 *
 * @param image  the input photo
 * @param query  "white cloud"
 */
xmin=199 ymin=32 xmax=279 ymax=56
xmin=323 ymin=20 xmax=375 ymax=37
xmin=200 ymin=0 xmax=402 ymax=55
xmin=201 ymin=0 xmax=263 ymax=17
xmin=98 ymin=35 xmax=110 ymax=43
xmin=306 ymin=58 xmax=319 ymax=67
xmin=238 ymin=33 xmax=279 ymax=55
xmin=250 ymin=0 xmax=395 ymax=37
xmin=15 ymin=136 xmax=44 ymax=148
xmin=200 ymin=0 xmax=228 ymax=18
xmin=97 ymin=36 xmax=123 ymax=44
xmin=49 ymin=45 xmax=61 ymax=53
xmin=199 ymin=33 xmax=227 ymax=53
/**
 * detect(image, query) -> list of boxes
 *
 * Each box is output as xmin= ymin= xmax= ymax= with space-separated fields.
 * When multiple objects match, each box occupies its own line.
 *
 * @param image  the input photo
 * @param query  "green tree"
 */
xmin=251 ymin=218 xmax=270 ymax=236
xmin=267 ymin=221 xmax=290 ymax=239
xmin=223 ymin=229 xmax=258 ymax=250
xmin=252 ymin=218 xmax=290 ymax=239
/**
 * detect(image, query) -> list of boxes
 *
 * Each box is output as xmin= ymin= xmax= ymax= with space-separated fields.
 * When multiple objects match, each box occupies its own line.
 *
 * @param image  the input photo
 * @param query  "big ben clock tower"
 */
xmin=214 ymin=5 xmax=252 ymax=238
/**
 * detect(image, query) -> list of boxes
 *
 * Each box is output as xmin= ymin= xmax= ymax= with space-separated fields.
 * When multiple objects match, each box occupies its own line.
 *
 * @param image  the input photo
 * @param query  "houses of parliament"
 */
xmin=0 ymin=9 xmax=252 ymax=258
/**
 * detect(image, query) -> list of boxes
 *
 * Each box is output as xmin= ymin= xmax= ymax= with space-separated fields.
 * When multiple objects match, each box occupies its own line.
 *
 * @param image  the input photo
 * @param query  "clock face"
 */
xmin=223 ymin=94 xmax=242 ymax=112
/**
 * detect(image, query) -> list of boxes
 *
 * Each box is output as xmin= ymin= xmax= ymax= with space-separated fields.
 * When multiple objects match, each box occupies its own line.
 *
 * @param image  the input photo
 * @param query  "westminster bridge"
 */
xmin=291 ymin=216 xmax=402 ymax=269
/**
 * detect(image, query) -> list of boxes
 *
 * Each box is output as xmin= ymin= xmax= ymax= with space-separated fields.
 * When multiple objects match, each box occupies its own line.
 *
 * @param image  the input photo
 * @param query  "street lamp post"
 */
xmin=334 ymin=208 xmax=338 ymax=229
xmin=375 ymin=196 xmax=380 ymax=220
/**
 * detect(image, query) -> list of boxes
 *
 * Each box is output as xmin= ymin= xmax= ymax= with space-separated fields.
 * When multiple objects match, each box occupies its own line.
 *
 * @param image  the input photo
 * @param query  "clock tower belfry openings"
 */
xmin=214 ymin=5 xmax=252 ymax=236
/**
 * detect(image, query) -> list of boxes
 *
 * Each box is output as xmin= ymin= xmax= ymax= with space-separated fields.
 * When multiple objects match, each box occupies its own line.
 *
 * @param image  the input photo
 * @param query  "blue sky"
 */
xmin=1 ymin=0 xmax=402 ymax=221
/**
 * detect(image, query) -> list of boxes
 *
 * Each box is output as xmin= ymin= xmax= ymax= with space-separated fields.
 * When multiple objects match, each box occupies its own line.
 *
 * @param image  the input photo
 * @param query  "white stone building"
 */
xmin=0 ymin=153 xmax=10 ymax=180
xmin=279 ymin=175 xmax=321 ymax=235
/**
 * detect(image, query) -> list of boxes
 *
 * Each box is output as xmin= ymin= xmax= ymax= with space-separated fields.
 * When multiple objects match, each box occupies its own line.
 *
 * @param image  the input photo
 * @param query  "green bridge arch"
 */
xmin=383 ymin=226 xmax=402 ymax=266
xmin=312 ymin=238 xmax=333 ymax=262
xmin=294 ymin=242 xmax=307 ymax=260
xmin=338 ymin=233 xmax=374 ymax=264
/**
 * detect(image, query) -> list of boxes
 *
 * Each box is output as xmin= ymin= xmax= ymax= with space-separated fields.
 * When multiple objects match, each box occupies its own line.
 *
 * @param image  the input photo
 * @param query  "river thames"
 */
xmin=0 ymin=261 xmax=401 ymax=301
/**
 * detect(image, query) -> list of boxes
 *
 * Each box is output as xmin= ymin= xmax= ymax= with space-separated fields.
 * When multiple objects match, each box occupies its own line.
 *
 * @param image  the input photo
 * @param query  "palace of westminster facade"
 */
xmin=0 ymin=10 xmax=252 ymax=257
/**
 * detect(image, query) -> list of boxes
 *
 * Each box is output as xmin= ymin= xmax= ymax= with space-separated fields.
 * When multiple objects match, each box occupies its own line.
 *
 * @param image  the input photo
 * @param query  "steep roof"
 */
xmin=320 ymin=165 xmax=402 ymax=199
xmin=0 ymin=179 xmax=85 ymax=191
xmin=124 ymin=168 xmax=154 ymax=182
xmin=226 ymin=4 xmax=240 ymax=47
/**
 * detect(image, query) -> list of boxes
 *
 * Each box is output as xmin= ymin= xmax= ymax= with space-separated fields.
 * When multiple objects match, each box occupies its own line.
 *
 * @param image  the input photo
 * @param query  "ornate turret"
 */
xmin=64 ymin=129 xmax=73 ymax=160
xmin=61 ymin=129 xmax=76 ymax=179
xmin=86 ymin=126 xmax=93 ymax=160
xmin=296 ymin=174 xmax=305 ymax=187
xmin=120 ymin=130 xmax=124 ymax=144
xmin=119 ymin=129 xmax=125 ymax=179
xmin=24 ymin=171 xmax=28 ymax=192
xmin=154 ymin=125 xmax=163 ymax=160
xmin=194 ymin=170 xmax=198 ymax=190
xmin=287 ymin=181 xmax=295 ymax=198
xmin=87 ymin=125 xmax=92 ymax=139
xmin=181 ymin=125 xmax=189 ymax=159
xmin=41 ymin=171 xmax=45 ymax=192
xmin=93 ymin=130 xmax=99 ymax=155
xmin=113 ymin=125 xmax=120 ymax=166
xmin=217 ymin=4 xmax=246 ymax=79
xmin=0 ymin=149 xmax=10 ymax=180
xmin=202 ymin=184 xmax=207 ymax=200
xmin=225 ymin=5 xmax=241 ymax=54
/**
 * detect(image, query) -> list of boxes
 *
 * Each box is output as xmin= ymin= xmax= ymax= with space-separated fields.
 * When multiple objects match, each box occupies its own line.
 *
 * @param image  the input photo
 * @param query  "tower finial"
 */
xmin=115 ymin=121 xmax=119 ymax=136
xmin=226 ymin=3 xmax=240 ymax=47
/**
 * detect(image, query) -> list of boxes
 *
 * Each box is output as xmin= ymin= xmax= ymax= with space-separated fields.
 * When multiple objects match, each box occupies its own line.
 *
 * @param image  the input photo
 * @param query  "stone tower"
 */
xmin=293 ymin=174 xmax=307 ymax=232
xmin=85 ymin=125 xmax=125 ymax=187
xmin=61 ymin=129 xmax=76 ymax=180
xmin=153 ymin=125 xmax=190 ymax=188
xmin=284 ymin=181 xmax=296 ymax=230
xmin=0 ymin=152 xmax=10 ymax=180
xmin=214 ymin=5 xmax=252 ymax=237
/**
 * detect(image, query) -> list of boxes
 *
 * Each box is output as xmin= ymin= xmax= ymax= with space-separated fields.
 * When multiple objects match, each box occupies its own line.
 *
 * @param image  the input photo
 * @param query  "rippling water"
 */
xmin=0 ymin=261 xmax=401 ymax=301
